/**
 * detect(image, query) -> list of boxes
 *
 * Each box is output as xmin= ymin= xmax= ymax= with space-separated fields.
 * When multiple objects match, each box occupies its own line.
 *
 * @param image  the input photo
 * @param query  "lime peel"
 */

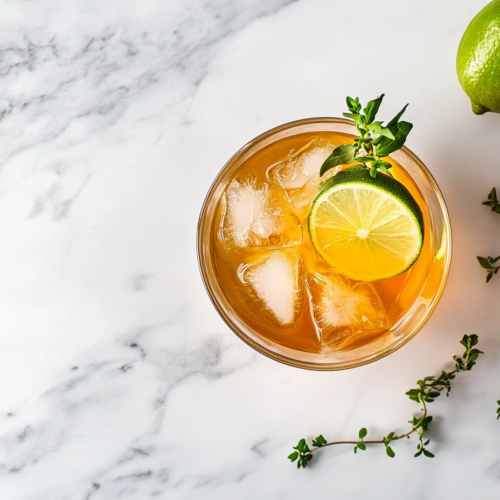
xmin=457 ymin=0 xmax=500 ymax=115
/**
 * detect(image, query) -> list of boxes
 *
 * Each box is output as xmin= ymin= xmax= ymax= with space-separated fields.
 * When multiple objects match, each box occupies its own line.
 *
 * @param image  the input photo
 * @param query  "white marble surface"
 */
xmin=1 ymin=0 xmax=500 ymax=498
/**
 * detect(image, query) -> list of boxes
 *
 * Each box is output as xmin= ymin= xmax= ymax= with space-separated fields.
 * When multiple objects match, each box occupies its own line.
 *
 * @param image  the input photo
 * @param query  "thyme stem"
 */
xmin=288 ymin=335 xmax=482 ymax=469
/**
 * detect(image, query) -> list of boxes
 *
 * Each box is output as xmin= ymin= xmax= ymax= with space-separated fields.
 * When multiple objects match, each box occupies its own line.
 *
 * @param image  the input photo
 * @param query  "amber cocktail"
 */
xmin=198 ymin=118 xmax=451 ymax=370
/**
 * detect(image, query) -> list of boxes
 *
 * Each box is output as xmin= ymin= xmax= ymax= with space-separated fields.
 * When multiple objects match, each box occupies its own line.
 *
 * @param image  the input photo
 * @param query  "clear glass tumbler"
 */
xmin=197 ymin=118 xmax=451 ymax=370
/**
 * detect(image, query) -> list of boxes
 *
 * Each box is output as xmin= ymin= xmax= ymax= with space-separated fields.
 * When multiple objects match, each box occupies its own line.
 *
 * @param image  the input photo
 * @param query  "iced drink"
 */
xmin=198 ymin=118 xmax=451 ymax=369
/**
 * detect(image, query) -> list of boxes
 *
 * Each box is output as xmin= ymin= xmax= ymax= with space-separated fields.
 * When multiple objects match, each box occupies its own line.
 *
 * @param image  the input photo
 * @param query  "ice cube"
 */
xmin=223 ymin=178 xmax=301 ymax=248
xmin=239 ymin=250 xmax=302 ymax=325
xmin=268 ymin=141 xmax=339 ymax=217
xmin=279 ymin=145 xmax=333 ymax=190
xmin=306 ymin=271 xmax=387 ymax=348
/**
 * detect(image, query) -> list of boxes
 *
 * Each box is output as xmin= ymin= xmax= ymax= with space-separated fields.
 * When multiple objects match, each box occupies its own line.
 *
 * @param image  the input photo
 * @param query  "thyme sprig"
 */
xmin=320 ymin=95 xmax=412 ymax=178
xmin=478 ymin=187 xmax=500 ymax=281
xmin=288 ymin=335 xmax=482 ymax=469
xmin=477 ymin=255 xmax=500 ymax=282
xmin=482 ymin=187 xmax=500 ymax=214
xmin=477 ymin=189 xmax=500 ymax=419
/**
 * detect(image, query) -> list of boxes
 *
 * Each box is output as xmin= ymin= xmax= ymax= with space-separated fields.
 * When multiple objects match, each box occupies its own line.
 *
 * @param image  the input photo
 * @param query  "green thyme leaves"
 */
xmin=319 ymin=144 xmax=356 ymax=176
xmin=376 ymin=121 xmax=413 ymax=157
xmin=456 ymin=334 xmax=483 ymax=371
xmin=354 ymin=428 xmax=368 ymax=454
xmin=346 ymin=96 xmax=361 ymax=113
xmin=482 ymin=187 xmax=500 ymax=214
xmin=288 ymin=335 xmax=481 ymax=469
xmin=288 ymin=439 xmax=312 ymax=469
xmin=366 ymin=121 xmax=395 ymax=139
xmin=477 ymin=255 xmax=500 ymax=283
xmin=363 ymin=94 xmax=384 ymax=124
xmin=321 ymin=95 xmax=412 ymax=178
xmin=475 ymin=199 xmax=500 ymax=421
xmin=478 ymin=187 xmax=500 ymax=281
xmin=312 ymin=435 xmax=327 ymax=447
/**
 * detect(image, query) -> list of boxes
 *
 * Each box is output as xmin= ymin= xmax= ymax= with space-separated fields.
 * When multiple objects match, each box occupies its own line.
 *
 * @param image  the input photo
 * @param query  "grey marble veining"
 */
xmin=0 ymin=0 xmax=297 ymax=168
xmin=1 ymin=0 xmax=500 ymax=499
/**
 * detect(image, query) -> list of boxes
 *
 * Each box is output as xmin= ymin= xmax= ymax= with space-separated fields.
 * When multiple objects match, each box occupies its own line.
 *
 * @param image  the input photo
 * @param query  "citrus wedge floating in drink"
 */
xmin=308 ymin=167 xmax=424 ymax=282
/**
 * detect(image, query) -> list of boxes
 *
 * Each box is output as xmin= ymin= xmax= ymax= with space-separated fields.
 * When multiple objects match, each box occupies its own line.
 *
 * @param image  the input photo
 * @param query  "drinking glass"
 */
xmin=197 ymin=118 xmax=451 ymax=370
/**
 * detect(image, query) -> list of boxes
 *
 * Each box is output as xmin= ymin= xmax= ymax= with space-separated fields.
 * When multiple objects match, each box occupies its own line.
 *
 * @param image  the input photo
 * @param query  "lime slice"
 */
xmin=308 ymin=167 xmax=424 ymax=281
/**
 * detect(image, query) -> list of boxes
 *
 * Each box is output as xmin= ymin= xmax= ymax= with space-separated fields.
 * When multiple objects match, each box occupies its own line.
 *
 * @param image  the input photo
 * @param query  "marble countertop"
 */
xmin=2 ymin=0 xmax=500 ymax=498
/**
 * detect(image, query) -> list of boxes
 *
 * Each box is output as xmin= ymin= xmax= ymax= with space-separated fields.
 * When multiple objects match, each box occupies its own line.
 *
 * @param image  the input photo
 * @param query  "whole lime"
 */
xmin=457 ymin=0 xmax=500 ymax=115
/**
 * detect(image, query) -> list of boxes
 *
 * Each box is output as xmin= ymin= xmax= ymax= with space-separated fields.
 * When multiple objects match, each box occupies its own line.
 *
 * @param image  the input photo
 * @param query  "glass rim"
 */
xmin=197 ymin=117 xmax=452 ymax=371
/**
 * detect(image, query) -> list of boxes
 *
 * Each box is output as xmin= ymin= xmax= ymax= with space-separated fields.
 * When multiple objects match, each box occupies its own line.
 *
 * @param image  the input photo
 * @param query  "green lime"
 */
xmin=457 ymin=0 xmax=500 ymax=115
xmin=308 ymin=167 xmax=424 ymax=282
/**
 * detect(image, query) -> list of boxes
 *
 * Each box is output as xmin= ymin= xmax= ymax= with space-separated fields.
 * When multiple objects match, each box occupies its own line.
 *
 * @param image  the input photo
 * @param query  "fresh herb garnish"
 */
xmin=288 ymin=335 xmax=482 ymax=469
xmin=476 ymin=190 xmax=500 ymax=420
xmin=320 ymin=95 xmax=412 ymax=178
xmin=477 ymin=255 xmax=500 ymax=282
xmin=478 ymin=187 xmax=500 ymax=281
xmin=482 ymin=187 xmax=500 ymax=214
